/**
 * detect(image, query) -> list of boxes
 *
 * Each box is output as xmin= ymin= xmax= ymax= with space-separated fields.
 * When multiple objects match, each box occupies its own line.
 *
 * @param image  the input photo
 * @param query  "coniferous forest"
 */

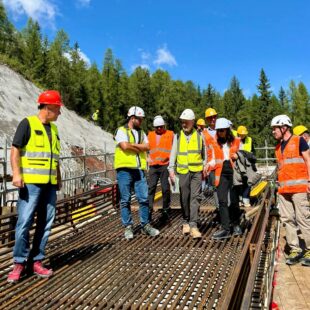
xmin=1 ymin=3 xmax=309 ymax=148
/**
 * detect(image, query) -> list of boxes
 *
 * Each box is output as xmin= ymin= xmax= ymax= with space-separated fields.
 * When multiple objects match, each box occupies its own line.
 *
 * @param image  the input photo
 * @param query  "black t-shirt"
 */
xmin=280 ymin=135 xmax=309 ymax=155
xmin=12 ymin=118 xmax=56 ymax=148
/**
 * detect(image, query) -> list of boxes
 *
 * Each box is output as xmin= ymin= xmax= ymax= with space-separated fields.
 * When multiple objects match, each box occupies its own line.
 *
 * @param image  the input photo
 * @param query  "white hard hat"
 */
xmin=153 ymin=115 xmax=165 ymax=127
xmin=215 ymin=118 xmax=231 ymax=130
xmin=127 ymin=106 xmax=145 ymax=118
xmin=228 ymin=120 xmax=233 ymax=126
xmin=271 ymin=115 xmax=292 ymax=127
xmin=180 ymin=109 xmax=195 ymax=120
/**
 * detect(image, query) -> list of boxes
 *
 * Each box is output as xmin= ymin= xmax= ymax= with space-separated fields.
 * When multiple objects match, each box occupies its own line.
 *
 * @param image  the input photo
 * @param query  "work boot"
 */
xmin=232 ymin=225 xmax=242 ymax=236
xmin=124 ymin=225 xmax=134 ymax=240
xmin=190 ymin=227 xmax=202 ymax=239
xmin=159 ymin=209 xmax=170 ymax=223
xmin=286 ymin=249 xmax=303 ymax=265
xmin=7 ymin=263 xmax=25 ymax=283
xmin=142 ymin=224 xmax=160 ymax=237
xmin=182 ymin=223 xmax=190 ymax=235
xmin=301 ymin=250 xmax=310 ymax=267
xmin=33 ymin=261 xmax=53 ymax=278
xmin=212 ymin=229 xmax=231 ymax=240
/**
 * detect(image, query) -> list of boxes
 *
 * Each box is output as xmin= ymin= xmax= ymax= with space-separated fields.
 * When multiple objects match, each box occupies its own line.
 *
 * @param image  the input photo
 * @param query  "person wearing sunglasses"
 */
xmin=148 ymin=116 xmax=174 ymax=222
xmin=207 ymin=118 xmax=242 ymax=240
xmin=114 ymin=106 xmax=160 ymax=240
xmin=168 ymin=109 xmax=209 ymax=238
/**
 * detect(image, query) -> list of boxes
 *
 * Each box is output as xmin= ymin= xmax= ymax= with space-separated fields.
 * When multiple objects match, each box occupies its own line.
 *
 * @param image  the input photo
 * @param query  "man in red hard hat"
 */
xmin=7 ymin=90 xmax=63 ymax=283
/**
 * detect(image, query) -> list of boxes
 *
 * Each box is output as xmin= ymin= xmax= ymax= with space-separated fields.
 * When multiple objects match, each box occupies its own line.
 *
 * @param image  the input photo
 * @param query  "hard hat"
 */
xmin=270 ymin=115 xmax=292 ymax=127
xmin=127 ymin=106 xmax=145 ymax=117
xmin=96 ymin=109 xmax=99 ymax=113
xmin=237 ymin=125 xmax=248 ymax=135
xmin=293 ymin=125 xmax=308 ymax=136
xmin=228 ymin=120 xmax=233 ymax=126
xmin=215 ymin=118 xmax=231 ymax=130
xmin=180 ymin=109 xmax=195 ymax=120
xmin=197 ymin=118 xmax=206 ymax=126
xmin=153 ymin=115 xmax=165 ymax=127
xmin=205 ymin=108 xmax=217 ymax=118
xmin=37 ymin=90 xmax=63 ymax=106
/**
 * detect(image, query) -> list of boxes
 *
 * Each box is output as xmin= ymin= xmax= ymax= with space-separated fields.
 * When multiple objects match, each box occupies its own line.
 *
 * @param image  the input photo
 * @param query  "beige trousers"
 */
xmin=278 ymin=193 xmax=310 ymax=251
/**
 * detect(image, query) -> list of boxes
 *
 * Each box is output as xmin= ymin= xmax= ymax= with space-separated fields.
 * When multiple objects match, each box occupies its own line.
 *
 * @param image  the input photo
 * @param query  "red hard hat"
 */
xmin=37 ymin=90 xmax=63 ymax=106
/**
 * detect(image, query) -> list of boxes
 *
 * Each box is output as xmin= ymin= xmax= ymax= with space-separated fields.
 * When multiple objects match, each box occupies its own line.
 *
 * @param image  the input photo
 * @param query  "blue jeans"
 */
xmin=117 ymin=168 xmax=149 ymax=227
xmin=13 ymin=184 xmax=57 ymax=263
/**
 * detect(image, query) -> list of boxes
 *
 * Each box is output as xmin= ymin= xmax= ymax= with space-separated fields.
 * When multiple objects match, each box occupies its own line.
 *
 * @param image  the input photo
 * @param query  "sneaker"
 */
xmin=286 ymin=250 xmax=303 ymax=265
xmin=33 ymin=261 xmax=53 ymax=278
xmin=212 ymin=229 xmax=231 ymax=240
xmin=301 ymin=250 xmax=310 ymax=267
xmin=182 ymin=223 xmax=190 ymax=235
xmin=124 ymin=225 xmax=134 ymax=240
xmin=190 ymin=227 xmax=202 ymax=239
xmin=233 ymin=225 xmax=242 ymax=236
xmin=7 ymin=263 xmax=25 ymax=283
xmin=142 ymin=224 xmax=160 ymax=237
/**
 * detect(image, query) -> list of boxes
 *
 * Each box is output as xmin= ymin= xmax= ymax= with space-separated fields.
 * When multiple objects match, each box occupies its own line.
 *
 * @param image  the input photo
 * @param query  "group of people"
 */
xmin=114 ymin=105 xmax=257 ymax=241
xmin=7 ymin=90 xmax=310 ymax=283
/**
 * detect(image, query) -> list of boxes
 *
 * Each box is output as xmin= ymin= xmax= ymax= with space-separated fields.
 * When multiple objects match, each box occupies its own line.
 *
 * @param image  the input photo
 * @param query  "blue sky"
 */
xmin=3 ymin=0 xmax=310 ymax=97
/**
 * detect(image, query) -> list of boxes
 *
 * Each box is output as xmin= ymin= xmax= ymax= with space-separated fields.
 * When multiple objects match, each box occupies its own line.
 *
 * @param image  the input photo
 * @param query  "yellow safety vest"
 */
xmin=240 ymin=136 xmax=252 ymax=152
xmin=20 ymin=115 xmax=60 ymax=184
xmin=114 ymin=126 xmax=147 ymax=170
xmin=176 ymin=129 xmax=203 ymax=174
xmin=232 ymin=129 xmax=238 ymax=137
xmin=92 ymin=112 xmax=98 ymax=121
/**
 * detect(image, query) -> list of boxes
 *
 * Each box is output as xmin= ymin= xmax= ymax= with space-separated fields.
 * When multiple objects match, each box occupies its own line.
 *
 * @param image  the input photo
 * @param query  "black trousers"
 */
xmin=148 ymin=164 xmax=171 ymax=211
xmin=217 ymin=161 xmax=241 ymax=231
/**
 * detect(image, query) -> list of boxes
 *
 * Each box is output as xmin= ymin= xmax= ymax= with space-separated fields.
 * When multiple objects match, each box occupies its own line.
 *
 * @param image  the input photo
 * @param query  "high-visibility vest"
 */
xmin=275 ymin=135 xmax=308 ymax=194
xmin=212 ymin=138 xmax=240 ymax=187
xmin=92 ymin=112 xmax=98 ymax=121
xmin=240 ymin=136 xmax=253 ymax=152
xmin=148 ymin=130 xmax=174 ymax=166
xmin=114 ymin=126 xmax=147 ymax=170
xmin=202 ymin=129 xmax=217 ymax=169
xmin=176 ymin=129 xmax=203 ymax=174
xmin=20 ymin=115 xmax=60 ymax=184
xmin=232 ymin=129 xmax=237 ymax=137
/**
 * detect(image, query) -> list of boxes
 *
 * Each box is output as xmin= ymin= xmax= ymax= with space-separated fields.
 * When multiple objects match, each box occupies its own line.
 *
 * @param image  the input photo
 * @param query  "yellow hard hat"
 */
xmin=205 ymin=108 xmax=217 ymax=118
xmin=96 ymin=109 xmax=99 ymax=113
xmin=237 ymin=125 xmax=248 ymax=135
xmin=293 ymin=125 xmax=308 ymax=136
xmin=197 ymin=118 xmax=206 ymax=126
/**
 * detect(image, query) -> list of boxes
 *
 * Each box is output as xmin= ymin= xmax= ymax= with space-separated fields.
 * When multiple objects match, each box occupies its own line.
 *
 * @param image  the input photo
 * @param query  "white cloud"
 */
xmin=131 ymin=64 xmax=150 ymax=72
xmin=76 ymin=0 xmax=91 ymax=7
xmin=3 ymin=0 xmax=57 ymax=26
xmin=64 ymin=49 xmax=91 ymax=67
xmin=153 ymin=45 xmax=177 ymax=67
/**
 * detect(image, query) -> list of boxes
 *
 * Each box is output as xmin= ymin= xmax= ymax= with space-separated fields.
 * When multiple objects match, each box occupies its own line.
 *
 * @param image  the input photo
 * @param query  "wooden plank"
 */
xmin=276 ymin=284 xmax=308 ymax=310
xmin=291 ymin=267 xmax=310 ymax=301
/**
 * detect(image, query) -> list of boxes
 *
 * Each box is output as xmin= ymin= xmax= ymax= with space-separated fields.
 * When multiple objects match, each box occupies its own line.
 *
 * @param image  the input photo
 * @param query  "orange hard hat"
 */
xmin=37 ymin=90 xmax=63 ymax=106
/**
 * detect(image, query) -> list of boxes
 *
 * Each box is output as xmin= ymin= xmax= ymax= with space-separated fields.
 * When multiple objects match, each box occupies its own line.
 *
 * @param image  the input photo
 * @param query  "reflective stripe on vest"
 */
xmin=176 ymin=130 xmax=203 ymax=174
xmin=20 ymin=115 xmax=60 ymax=184
xmin=114 ymin=126 xmax=147 ymax=170
xmin=148 ymin=130 xmax=173 ymax=166
xmin=275 ymin=135 xmax=308 ymax=193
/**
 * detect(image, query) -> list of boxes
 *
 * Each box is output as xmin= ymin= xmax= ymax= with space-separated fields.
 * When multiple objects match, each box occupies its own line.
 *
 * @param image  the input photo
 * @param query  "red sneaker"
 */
xmin=7 ymin=263 xmax=25 ymax=283
xmin=33 ymin=261 xmax=53 ymax=278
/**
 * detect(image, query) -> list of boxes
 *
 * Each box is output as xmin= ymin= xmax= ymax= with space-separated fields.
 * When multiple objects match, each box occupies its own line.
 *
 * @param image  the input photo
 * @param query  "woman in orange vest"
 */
xmin=207 ymin=118 xmax=242 ymax=240
xmin=148 ymin=116 xmax=174 ymax=222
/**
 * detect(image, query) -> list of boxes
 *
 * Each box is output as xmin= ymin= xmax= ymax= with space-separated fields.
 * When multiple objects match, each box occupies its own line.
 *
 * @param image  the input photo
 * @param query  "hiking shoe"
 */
xmin=301 ymin=250 xmax=310 ymax=267
xmin=142 ymin=224 xmax=160 ymax=237
xmin=286 ymin=250 xmax=303 ymax=265
xmin=7 ymin=263 xmax=25 ymax=283
xmin=190 ymin=227 xmax=202 ymax=239
xmin=233 ymin=225 xmax=242 ymax=236
xmin=124 ymin=225 xmax=134 ymax=240
xmin=182 ymin=223 xmax=190 ymax=235
xmin=33 ymin=261 xmax=53 ymax=278
xmin=212 ymin=229 xmax=231 ymax=240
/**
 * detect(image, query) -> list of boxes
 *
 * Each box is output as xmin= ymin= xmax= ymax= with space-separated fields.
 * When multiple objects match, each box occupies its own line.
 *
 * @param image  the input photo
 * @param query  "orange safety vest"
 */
xmin=202 ymin=129 xmax=216 ymax=167
xmin=148 ymin=130 xmax=174 ymax=166
xmin=275 ymin=135 xmax=308 ymax=194
xmin=212 ymin=138 xmax=240 ymax=187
